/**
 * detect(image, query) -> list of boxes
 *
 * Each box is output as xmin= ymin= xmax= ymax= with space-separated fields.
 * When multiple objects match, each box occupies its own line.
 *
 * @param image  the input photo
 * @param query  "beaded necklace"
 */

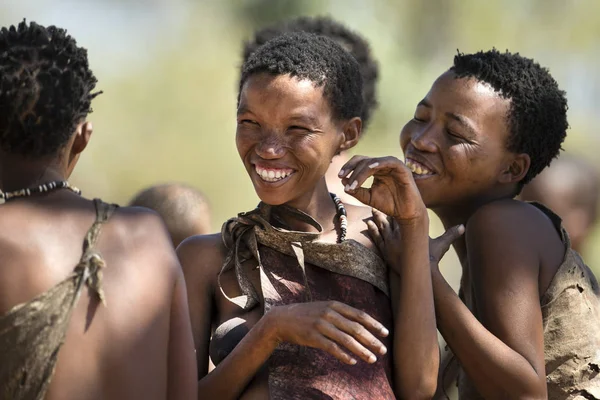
xmin=0 ymin=180 xmax=81 ymax=204
xmin=330 ymin=193 xmax=347 ymax=243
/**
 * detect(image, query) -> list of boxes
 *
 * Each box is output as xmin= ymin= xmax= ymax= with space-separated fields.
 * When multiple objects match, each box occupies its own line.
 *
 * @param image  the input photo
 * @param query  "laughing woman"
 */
xmin=178 ymin=32 xmax=440 ymax=399
xmin=346 ymin=50 xmax=600 ymax=399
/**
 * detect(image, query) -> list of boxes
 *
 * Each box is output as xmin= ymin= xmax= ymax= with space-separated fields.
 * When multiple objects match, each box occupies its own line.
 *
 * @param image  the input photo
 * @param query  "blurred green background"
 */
xmin=2 ymin=0 xmax=599 ymax=285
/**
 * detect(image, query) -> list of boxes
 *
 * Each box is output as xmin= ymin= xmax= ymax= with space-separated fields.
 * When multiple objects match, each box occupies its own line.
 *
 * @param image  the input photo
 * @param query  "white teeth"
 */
xmin=255 ymin=165 xmax=294 ymax=182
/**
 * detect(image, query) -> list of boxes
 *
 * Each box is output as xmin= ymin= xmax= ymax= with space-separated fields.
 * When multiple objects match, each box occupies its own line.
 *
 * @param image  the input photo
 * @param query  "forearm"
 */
xmin=432 ymin=270 xmax=546 ymax=399
xmin=197 ymin=315 xmax=277 ymax=400
xmin=391 ymin=222 xmax=439 ymax=398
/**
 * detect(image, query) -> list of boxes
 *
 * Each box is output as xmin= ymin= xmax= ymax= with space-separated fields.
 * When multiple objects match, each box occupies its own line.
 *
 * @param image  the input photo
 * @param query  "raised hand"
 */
xmin=339 ymin=155 xmax=426 ymax=224
xmin=367 ymin=207 xmax=464 ymax=273
xmin=266 ymin=300 xmax=389 ymax=365
xmin=428 ymin=224 xmax=465 ymax=269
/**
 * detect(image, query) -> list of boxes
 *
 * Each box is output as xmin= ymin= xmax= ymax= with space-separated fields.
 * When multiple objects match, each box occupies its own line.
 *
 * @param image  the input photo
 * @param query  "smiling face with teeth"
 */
xmin=236 ymin=73 xmax=360 ymax=208
xmin=400 ymin=71 xmax=521 ymax=210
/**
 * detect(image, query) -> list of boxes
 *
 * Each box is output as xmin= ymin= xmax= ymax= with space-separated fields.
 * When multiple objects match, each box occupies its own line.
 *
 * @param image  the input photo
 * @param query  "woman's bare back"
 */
xmin=0 ymin=194 xmax=196 ymax=400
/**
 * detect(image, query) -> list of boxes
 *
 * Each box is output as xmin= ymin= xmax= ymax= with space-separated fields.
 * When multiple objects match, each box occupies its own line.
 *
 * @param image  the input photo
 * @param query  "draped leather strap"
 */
xmin=218 ymin=203 xmax=389 ymax=311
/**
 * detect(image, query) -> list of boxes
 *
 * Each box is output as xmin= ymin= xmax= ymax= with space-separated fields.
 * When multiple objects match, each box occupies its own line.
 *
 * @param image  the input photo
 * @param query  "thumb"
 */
xmin=434 ymin=224 xmax=465 ymax=257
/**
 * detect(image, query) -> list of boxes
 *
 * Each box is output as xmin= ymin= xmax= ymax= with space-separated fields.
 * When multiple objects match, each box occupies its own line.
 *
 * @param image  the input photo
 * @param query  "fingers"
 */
xmin=366 ymin=220 xmax=384 ymax=252
xmin=329 ymin=301 xmax=389 ymax=338
xmin=309 ymin=333 xmax=358 ymax=365
xmin=338 ymin=155 xmax=370 ymax=179
xmin=431 ymin=224 xmax=465 ymax=261
xmin=371 ymin=209 xmax=389 ymax=232
xmin=317 ymin=320 xmax=381 ymax=364
xmin=341 ymin=156 xmax=408 ymax=191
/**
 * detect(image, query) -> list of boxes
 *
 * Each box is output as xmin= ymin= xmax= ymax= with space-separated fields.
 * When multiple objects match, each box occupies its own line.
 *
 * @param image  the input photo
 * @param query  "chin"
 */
xmin=251 ymin=185 xmax=290 ymax=206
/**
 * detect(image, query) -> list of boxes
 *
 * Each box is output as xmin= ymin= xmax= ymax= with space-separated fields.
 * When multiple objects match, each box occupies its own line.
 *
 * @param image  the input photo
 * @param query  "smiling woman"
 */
xmin=356 ymin=50 xmax=600 ymax=400
xmin=177 ymin=31 xmax=441 ymax=399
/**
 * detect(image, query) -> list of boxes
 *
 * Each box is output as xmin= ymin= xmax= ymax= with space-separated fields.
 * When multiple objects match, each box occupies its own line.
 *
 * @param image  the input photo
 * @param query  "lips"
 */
xmin=254 ymin=164 xmax=296 ymax=183
xmin=404 ymin=155 xmax=437 ymax=177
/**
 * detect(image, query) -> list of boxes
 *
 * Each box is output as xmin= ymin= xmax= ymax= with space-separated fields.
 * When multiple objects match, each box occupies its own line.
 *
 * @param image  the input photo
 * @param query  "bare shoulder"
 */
xmin=176 ymin=233 xmax=227 ymax=289
xmin=109 ymin=206 xmax=172 ymax=248
xmin=466 ymin=199 xmax=555 ymax=241
xmin=465 ymin=199 xmax=561 ymax=279
xmin=106 ymin=205 xmax=180 ymax=275
xmin=344 ymin=203 xmax=378 ymax=252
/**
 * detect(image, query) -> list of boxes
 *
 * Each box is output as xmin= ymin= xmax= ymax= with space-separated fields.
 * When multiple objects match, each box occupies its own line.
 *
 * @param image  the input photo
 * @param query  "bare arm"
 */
xmin=369 ymin=213 xmax=439 ymax=399
xmin=342 ymin=155 xmax=440 ymax=398
xmin=167 ymin=265 xmax=199 ymax=400
xmin=433 ymin=203 xmax=548 ymax=399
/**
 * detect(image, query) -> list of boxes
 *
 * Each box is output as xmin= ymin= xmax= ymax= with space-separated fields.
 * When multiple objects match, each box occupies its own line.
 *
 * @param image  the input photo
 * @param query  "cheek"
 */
xmin=235 ymin=129 xmax=247 ymax=158
xmin=236 ymin=127 xmax=260 ymax=156
xmin=399 ymin=124 xmax=412 ymax=152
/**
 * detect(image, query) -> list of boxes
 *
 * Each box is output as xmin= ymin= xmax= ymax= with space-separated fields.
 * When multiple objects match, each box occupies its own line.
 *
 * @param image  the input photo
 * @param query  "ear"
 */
xmin=65 ymin=121 xmax=93 ymax=176
xmin=72 ymin=121 xmax=93 ymax=155
xmin=499 ymin=153 xmax=530 ymax=184
xmin=337 ymin=117 xmax=362 ymax=153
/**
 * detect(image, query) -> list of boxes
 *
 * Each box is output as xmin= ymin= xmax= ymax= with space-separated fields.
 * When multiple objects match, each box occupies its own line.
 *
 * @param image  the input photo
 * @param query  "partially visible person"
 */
xmin=521 ymin=154 xmax=599 ymax=255
xmin=129 ymin=183 xmax=213 ymax=247
xmin=0 ymin=20 xmax=196 ymax=400
xmin=242 ymin=16 xmax=379 ymax=206
xmin=351 ymin=49 xmax=600 ymax=399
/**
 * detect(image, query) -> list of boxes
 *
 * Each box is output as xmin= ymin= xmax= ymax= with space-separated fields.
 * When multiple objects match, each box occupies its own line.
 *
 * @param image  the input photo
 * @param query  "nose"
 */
xmin=255 ymin=132 xmax=286 ymax=159
xmin=410 ymin=123 xmax=438 ymax=153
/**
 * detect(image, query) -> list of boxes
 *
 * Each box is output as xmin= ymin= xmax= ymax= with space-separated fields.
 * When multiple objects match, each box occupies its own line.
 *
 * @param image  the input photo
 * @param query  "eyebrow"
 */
xmin=416 ymin=98 xmax=477 ymax=138
xmin=288 ymin=114 xmax=321 ymax=126
xmin=445 ymin=112 xmax=477 ymax=137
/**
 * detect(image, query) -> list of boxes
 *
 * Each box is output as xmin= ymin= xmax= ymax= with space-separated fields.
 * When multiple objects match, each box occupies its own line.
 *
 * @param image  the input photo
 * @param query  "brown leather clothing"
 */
xmin=212 ymin=203 xmax=396 ymax=399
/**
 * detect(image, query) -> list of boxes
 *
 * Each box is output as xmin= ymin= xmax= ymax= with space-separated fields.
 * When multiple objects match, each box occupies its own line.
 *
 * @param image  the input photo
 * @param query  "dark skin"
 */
xmin=178 ymin=72 xmax=439 ymax=399
xmin=0 ymin=122 xmax=197 ymax=400
xmin=520 ymin=158 xmax=599 ymax=255
xmin=364 ymin=70 xmax=565 ymax=399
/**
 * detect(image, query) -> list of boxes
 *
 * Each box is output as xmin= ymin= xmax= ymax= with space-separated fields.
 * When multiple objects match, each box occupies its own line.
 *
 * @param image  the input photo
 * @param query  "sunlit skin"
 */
xmin=179 ymin=72 xmax=441 ymax=399
xmin=400 ymin=71 xmax=522 ymax=219
xmin=236 ymin=73 xmax=351 ymax=216
xmin=0 ymin=122 xmax=197 ymax=400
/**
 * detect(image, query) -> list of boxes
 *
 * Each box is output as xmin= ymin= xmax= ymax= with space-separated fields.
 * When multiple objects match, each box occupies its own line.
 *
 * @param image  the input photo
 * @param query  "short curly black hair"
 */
xmin=450 ymin=49 xmax=568 ymax=187
xmin=242 ymin=16 xmax=378 ymax=130
xmin=0 ymin=20 xmax=101 ymax=158
xmin=239 ymin=31 xmax=363 ymax=123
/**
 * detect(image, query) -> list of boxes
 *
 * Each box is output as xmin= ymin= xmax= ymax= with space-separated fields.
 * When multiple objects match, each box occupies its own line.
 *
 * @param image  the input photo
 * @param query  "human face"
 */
xmin=400 ymin=71 xmax=514 ymax=209
xmin=236 ymin=73 xmax=346 ymax=207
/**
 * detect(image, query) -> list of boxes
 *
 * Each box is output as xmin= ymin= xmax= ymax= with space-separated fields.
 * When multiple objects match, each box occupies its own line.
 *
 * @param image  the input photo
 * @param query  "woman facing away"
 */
xmin=0 ymin=21 xmax=197 ymax=400
xmin=178 ymin=32 xmax=442 ymax=399
xmin=344 ymin=50 xmax=600 ymax=399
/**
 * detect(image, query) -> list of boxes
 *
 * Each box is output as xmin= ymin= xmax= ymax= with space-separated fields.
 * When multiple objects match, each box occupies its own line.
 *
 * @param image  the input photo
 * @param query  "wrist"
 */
xmin=258 ymin=308 xmax=283 ymax=350
xmin=394 ymin=211 xmax=429 ymax=232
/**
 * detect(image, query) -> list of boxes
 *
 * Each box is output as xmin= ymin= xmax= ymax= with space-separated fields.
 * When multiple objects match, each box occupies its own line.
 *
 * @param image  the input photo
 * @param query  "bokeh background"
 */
xmin=3 ymin=0 xmax=599 ymax=367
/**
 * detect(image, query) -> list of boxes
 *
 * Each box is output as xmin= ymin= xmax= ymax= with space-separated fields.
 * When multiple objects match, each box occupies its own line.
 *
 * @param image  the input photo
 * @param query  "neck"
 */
xmin=278 ymin=178 xmax=337 ymax=233
xmin=0 ymin=153 xmax=67 ymax=192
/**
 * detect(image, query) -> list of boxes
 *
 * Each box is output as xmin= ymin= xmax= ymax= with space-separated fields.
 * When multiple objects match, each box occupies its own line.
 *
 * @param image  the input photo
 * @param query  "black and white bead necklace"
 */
xmin=330 ymin=193 xmax=347 ymax=243
xmin=0 ymin=180 xmax=81 ymax=204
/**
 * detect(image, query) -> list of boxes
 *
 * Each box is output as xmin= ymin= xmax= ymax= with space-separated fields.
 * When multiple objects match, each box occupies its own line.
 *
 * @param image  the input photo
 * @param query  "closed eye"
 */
xmin=288 ymin=125 xmax=311 ymax=132
xmin=239 ymin=119 xmax=259 ymax=126
xmin=446 ymin=129 xmax=470 ymax=142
